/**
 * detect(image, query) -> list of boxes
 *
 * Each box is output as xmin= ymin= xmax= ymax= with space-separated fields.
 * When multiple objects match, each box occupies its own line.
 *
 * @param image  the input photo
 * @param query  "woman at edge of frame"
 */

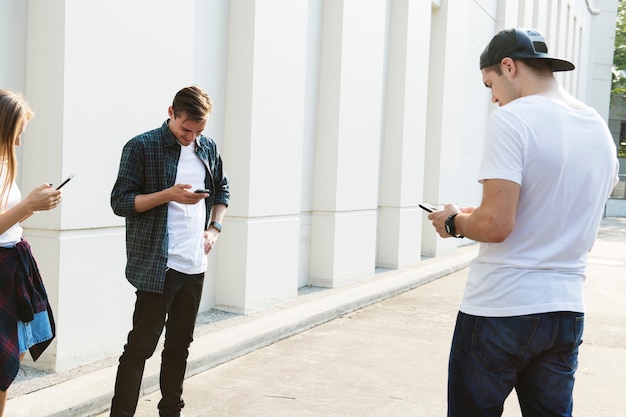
xmin=0 ymin=89 xmax=63 ymax=416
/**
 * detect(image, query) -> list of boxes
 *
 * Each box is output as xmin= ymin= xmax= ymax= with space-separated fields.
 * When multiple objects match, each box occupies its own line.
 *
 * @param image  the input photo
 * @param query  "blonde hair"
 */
xmin=0 ymin=90 xmax=34 ymax=208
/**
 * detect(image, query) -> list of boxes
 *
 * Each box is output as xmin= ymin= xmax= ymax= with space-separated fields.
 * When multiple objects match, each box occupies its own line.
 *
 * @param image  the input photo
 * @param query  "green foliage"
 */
xmin=614 ymin=0 xmax=626 ymax=159
xmin=613 ymin=0 xmax=626 ymax=94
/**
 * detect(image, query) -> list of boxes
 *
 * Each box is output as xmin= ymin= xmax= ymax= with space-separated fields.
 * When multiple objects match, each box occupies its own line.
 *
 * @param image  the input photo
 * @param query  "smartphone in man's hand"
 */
xmin=419 ymin=203 xmax=438 ymax=213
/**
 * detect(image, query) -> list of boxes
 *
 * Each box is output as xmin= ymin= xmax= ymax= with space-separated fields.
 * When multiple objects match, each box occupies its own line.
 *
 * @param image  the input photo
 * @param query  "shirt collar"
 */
xmin=161 ymin=120 xmax=180 ymax=147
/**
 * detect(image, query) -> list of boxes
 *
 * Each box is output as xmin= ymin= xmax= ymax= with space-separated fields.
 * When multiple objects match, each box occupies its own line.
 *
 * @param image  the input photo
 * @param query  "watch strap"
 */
xmin=445 ymin=213 xmax=464 ymax=238
xmin=209 ymin=221 xmax=222 ymax=233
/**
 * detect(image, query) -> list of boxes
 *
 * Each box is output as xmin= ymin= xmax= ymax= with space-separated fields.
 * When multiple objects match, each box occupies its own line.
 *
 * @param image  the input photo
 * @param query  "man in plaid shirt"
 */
xmin=110 ymin=85 xmax=230 ymax=417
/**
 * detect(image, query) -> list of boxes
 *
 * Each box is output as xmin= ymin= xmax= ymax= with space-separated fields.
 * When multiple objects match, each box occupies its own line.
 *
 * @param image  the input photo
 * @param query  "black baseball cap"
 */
xmin=479 ymin=28 xmax=575 ymax=72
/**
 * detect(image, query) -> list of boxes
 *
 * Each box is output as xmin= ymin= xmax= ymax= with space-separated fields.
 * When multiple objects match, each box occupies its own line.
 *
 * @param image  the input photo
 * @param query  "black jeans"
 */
xmin=110 ymin=269 xmax=204 ymax=417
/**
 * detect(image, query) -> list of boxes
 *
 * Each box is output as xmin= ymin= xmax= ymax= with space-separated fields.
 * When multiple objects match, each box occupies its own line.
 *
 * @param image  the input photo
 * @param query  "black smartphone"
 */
xmin=419 ymin=203 xmax=437 ymax=213
xmin=56 ymin=174 xmax=74 ymax=190
xmin=194 ymin=188 xmax=210 ymax=194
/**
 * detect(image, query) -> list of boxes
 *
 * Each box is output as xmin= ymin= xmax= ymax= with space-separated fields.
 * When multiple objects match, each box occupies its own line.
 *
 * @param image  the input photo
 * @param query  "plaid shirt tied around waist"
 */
xmin=0 ymin=240 xmax=55 ymax=391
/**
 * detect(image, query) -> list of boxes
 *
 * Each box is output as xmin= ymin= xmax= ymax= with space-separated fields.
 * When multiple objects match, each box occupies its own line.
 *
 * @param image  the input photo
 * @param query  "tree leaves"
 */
xmin=612 ymin=0 xmax=626 ymax=94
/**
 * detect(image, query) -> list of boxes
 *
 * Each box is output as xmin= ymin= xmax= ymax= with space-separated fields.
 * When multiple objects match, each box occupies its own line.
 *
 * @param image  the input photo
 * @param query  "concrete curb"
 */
xmin=6 ymin=248 xmax=477 ymax=417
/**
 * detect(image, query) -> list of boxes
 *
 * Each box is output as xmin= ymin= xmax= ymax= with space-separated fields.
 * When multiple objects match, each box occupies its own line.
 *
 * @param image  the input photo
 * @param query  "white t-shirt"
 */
xmin=461 ymin=95 xmax=619 ymax=317
xmin=167 ymin=141 xmax=208 ymax=274
xmin=0 ymin=168 xmax=23 ymax=247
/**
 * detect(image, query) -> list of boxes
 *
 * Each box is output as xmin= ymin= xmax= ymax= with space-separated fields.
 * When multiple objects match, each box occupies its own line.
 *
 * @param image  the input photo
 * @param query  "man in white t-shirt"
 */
xmin=427 ymin=28 xmax=619 ymax=417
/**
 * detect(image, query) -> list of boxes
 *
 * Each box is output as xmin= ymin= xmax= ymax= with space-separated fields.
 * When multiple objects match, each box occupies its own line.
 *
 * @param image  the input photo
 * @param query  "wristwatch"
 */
xmin=444 ymin=213 xmax=464 ymax=238
xmin=209 ymin=221 xmax=222 ymax=233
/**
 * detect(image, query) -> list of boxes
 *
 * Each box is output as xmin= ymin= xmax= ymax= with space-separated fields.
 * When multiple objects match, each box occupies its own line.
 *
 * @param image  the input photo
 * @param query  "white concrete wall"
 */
xmin=0 ymin=0 xmax=26 ymax=89
xmin=377 ymin=0 xmax=432 ymax=268
xmin=585 ymin=0 xmax=620 ymax=120
xmin=309 ymin=0 xmax=387 ymax=287
xmin=217 ymin=0 xmax=309 ymax=313
xmin=0 ymin=0 xmax=27 ymax=177
xmin=0 ymin=0 xmax=618 ymax=371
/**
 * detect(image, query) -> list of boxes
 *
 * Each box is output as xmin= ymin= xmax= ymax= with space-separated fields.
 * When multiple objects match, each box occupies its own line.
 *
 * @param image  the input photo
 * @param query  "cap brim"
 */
xmin=549 ymin=58 xmax=575 ymax=72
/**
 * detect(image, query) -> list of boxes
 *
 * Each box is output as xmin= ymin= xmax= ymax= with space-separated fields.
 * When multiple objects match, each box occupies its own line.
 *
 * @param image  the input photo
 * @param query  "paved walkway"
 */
xmin=7 ymin=218 xmax=626 ymax=417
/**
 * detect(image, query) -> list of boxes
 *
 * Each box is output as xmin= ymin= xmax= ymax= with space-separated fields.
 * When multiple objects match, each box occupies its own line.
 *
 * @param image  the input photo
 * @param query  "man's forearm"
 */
xmin=134 ymin=190 xmax=171 ymax=213
xmin=209 ymin=203 xmax=227 ymax=225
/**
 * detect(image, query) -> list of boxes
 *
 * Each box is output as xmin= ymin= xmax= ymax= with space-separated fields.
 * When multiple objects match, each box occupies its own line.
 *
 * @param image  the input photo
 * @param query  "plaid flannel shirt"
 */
xmin=110 ymin=120 xmax=230 ymax=294
xmin=0 ymin=240 xmax=55 ymax=391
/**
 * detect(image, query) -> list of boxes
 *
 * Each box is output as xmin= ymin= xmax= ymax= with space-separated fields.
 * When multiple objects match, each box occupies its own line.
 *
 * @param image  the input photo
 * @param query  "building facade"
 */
xmin=0 ymin=0 xmax=618 ymax=371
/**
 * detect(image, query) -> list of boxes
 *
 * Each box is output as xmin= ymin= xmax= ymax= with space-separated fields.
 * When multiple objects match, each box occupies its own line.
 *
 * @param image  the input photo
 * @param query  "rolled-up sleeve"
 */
xmin=111 ymin=140 xmax=144 ymax=218
xmin=211 ymin=153 xmax=230 ymax=207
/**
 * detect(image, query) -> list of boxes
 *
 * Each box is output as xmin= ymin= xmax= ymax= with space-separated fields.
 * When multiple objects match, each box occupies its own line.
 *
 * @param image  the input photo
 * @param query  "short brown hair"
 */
xmin=171 ymin=85 xmax=213 ymax=121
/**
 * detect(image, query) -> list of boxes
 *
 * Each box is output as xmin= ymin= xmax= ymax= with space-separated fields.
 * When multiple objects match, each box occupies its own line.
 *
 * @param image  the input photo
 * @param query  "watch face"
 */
xmin=444 ymin=213 xmax=463 ymax=238
xmin=445 ymin=214 xmax=456 ymax=237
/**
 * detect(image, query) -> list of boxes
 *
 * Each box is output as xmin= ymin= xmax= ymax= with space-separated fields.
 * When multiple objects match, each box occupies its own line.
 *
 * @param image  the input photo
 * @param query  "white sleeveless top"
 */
xmin=0 ymin=167 xmax=23 ymax=246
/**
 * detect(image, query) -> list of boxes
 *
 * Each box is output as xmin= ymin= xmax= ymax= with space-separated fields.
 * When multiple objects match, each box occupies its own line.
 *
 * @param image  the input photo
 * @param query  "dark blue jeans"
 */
xmin=110 ymin=269 xmax=204 ymax=417
xmin=448 ymin=311 xmax=584 ymax=417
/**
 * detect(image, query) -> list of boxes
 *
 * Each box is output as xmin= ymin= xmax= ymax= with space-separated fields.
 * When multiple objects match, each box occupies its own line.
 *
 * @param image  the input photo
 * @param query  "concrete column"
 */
xmin=377 ymin=0 xmax=432 ymax=268
xmin=422 ymin=0 xmax=476 ymax=257
xmin=0 ymin=0 xmax=26 ymax=89
xmin=518 ymin=0 xmax=534 ymax=26
xmin=585 ymin=0 xmax=619 ymax=120
xmin=497 ymin=0 xmax=520 ymax=29
xmin=309 ymin=0 xmax=386 ymax=287
xmin=545 ymin=0 xmax=560 ymax=46
xmin=533 ymin=0 xmax=549 ymax=33
xmin=20 ymin=0 xmax=198 ymax=371
xmin=218 ymin=0 xmax=309 ymax=313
